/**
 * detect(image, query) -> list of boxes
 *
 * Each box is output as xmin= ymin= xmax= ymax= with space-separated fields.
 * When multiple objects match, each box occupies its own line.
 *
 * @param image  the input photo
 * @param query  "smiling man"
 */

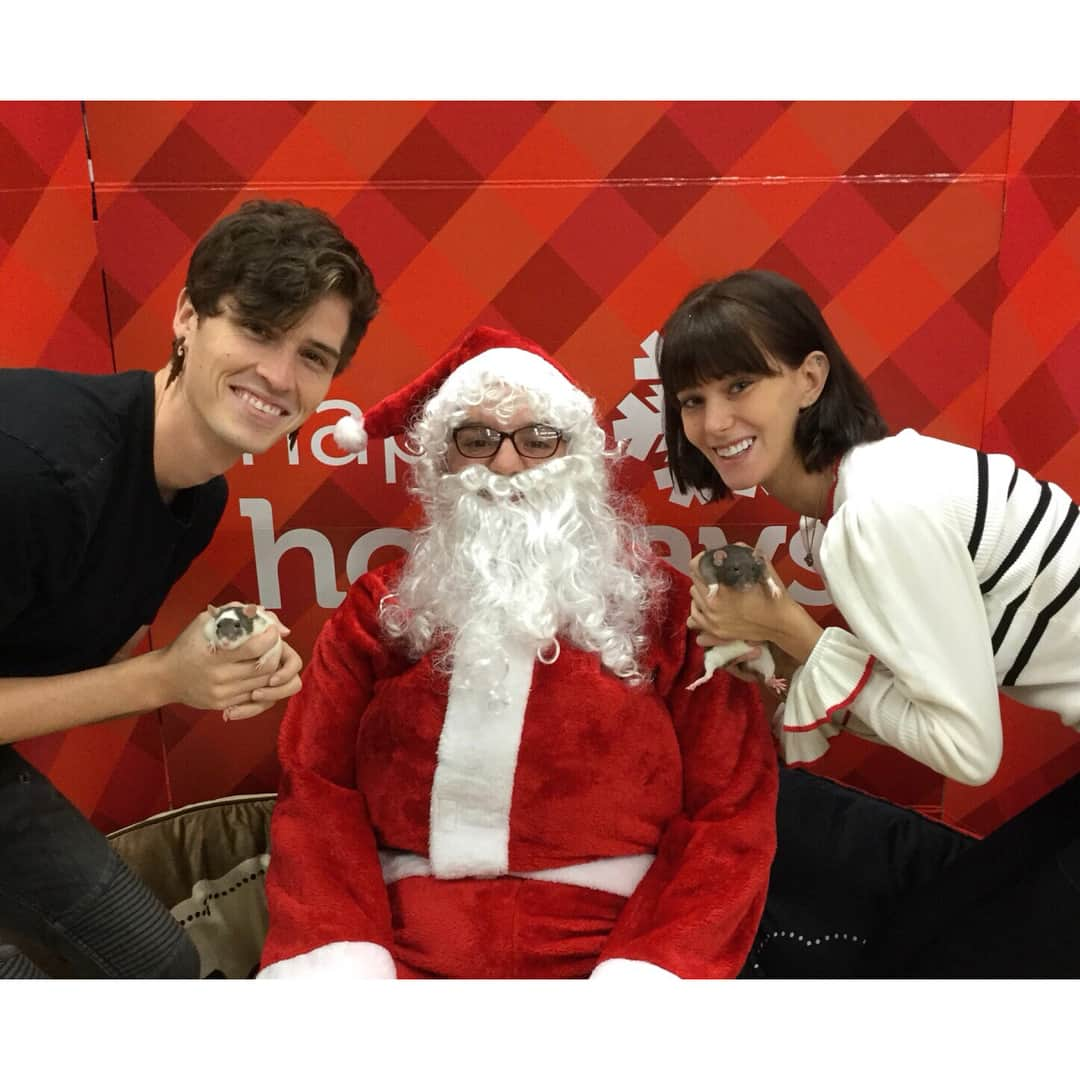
xmin=0 ymin=199 xmax=379 ymax=979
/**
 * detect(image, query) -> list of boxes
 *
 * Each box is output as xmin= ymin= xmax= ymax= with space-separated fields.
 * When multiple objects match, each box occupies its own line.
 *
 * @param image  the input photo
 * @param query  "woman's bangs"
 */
xmin=660 ymin=304 xmax=773 ymax=393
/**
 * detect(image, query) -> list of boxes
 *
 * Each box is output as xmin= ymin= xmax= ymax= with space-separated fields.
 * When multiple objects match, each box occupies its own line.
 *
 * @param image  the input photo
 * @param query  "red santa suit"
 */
xmin=259 ymin=554 xmax=777 ymax=980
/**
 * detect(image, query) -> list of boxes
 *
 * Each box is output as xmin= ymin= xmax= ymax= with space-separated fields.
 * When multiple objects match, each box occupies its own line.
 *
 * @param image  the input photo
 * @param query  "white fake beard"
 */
xmin=380 ymin=453 xmax=656 ymax=691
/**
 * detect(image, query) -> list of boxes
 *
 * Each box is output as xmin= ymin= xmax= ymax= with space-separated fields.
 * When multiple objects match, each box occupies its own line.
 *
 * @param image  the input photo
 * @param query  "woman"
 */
xmin=657 ymin=269 xmax=1080 ymax=976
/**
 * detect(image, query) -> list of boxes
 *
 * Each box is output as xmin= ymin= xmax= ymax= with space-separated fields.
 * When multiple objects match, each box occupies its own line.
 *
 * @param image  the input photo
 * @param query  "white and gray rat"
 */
xmin=686 ymin=545 xmax=787 ymax=694
xmin=203 ymin=602 xmax=284 ymax=673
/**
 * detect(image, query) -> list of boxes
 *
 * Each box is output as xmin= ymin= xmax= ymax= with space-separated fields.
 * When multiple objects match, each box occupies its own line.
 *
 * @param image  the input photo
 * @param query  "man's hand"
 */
xmin=157 ymin=607 xmax=303 ymax=720
xmin=224 ymin=640 xmax=303 ymax=721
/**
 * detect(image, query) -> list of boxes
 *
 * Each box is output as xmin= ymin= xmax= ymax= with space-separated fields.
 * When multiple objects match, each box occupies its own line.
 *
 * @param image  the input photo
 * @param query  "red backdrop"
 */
xmin=2 ymin=101 xmax=1078 ymax=835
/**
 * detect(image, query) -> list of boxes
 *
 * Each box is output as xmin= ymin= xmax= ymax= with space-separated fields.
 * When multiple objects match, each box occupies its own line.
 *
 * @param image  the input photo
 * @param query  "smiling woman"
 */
xmin=660 ymin=271 xmax=884 ymax=514
xmin=656 ymin=267 xmax=1080 ymax=977
xmin=674 ymin=362 xmax=825 ymax=505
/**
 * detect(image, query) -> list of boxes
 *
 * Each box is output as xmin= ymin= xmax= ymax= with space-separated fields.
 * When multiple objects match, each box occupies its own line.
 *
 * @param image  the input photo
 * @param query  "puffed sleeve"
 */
xmin=258 ymin=574 xmax=397 ymax=979
xmin=592 ymin=583 xmax=778 ymax=980
xmin=779 ymin=497 xmax=1003 ymax=785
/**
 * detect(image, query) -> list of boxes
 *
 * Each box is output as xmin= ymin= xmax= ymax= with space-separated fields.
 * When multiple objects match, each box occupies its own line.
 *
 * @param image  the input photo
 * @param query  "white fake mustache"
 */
xmin=432 ymin=453 xmax=587 ymax=507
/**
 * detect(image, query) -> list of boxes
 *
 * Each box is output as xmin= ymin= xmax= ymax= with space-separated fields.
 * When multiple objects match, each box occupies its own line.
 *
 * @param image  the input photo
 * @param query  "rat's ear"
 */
xmin=206 ymin=603 xmax=219 ymax=616
xmin=241 ymin=603 xmax=258 ymax=616
xmin=712 ymin=549 xmax=728 ymax=565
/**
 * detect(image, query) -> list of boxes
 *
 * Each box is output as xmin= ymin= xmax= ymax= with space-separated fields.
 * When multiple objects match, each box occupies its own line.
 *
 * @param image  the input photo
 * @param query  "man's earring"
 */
xmin=166 ymin=337 xmax=186 ymax=388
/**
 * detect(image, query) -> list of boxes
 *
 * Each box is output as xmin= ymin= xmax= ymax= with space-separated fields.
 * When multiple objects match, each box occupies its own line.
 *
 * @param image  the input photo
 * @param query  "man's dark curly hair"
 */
xmin=168 ymin=198 xmax=379 ymax=385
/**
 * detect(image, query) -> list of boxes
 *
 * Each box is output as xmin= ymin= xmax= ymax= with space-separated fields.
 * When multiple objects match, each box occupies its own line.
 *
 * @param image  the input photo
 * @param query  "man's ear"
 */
xmin=172 ymin=288 xmax=197 ymax=340
xmin=799 ymin=350 xmax=830 ymax=408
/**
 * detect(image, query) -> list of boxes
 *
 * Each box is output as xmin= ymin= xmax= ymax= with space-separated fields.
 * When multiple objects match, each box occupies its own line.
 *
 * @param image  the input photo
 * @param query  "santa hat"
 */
xmin=333 ymin=326 xmax=592 ymax=453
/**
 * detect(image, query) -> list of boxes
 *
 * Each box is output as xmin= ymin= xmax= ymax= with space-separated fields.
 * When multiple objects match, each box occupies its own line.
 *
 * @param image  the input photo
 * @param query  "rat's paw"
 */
xmin=253 ymin=637 xmax=284 ymax=673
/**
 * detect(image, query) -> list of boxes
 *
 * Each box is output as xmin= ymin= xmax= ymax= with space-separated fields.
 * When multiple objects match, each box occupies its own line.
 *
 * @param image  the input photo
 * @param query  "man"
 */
xmin=0 ymin=199 xmax=379 ymax=978
xmin=259 ymin=326 xmax=777 ymax=979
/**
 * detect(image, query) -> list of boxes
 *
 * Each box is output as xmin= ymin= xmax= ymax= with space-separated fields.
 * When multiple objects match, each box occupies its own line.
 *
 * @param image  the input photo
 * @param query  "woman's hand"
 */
xmin=687 ymin=548 xmax=825 ymax=666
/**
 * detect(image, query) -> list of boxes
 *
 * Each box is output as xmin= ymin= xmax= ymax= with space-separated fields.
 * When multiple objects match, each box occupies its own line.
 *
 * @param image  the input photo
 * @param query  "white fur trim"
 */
xmin=378 ymin=850 xmax=655 ymax=898
xmin=590 ymin=958 xmax=681 ymax=981
xmin=333 ymin=413 xmax=367 ymax=452
xmin=257 ymin=941 xmax=396 ymax=979
xmin=428 ymin=633 xmax=534 ymax=877
xmin=434 ymin=347 xmax=591 ymax=413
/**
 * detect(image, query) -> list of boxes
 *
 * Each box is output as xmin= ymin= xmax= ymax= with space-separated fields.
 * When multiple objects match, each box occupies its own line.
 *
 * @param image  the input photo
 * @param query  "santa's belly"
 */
xmin=387 ymin=876 xmax=626 ymax=978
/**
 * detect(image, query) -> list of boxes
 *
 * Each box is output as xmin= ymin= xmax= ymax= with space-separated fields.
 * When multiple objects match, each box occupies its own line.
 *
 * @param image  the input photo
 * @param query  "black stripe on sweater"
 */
xmin=1003 ymin=559 xmax=1080 ymax=686
xmin=968 ymin=450 xmax=989 ymax=560
xmin=992 ymin=501 xmax=1080 ymax=655
xmin=981 ymin=481 xmax=1052 ymax=595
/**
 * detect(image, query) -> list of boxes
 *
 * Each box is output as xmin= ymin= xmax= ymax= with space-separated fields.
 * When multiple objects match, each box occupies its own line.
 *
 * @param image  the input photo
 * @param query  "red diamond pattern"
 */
xmin=549 ymin=187 xmax=659 ymax=297
xmin=491 ymin=243 xmax=602 ymax=352
xmin=848 ymin=112 xmax=959 ymax=232
xmin=372 ymin=118 xmax=483 ymax=239
xmin=0 ymin=121 xmax=48 ymax=245
xmin=783 ymin=183 xmax=896 ymax=295
xmin=134 ymin=121 xmax=245 ymax=240
xmin=1000 ymin=361 xmax=1080 ymax=472
xmin=427 ymin=101 xmax=545 ymax=176
xmin=907 ymin=101 xmax=1013 ymax=172
xmin=0 ymin=101 xmax=85 ymax=176
xmin=889 ymin=297 xmax=988 ymax=412
xmin=608 ymin=116 xmax=716 ymax=236
xmin=952 ymin=258 xmax=1003 ymax=335
xmin=668 ymin=101 xmax=787 ymax=174
xmin=1 ymin=100 xmax=1077 ymax=839
xmin=334 ymin=188 xmax=430 ymax=290
xmin=185 ymin=100 xmax=306 ymax=179
xmin=866 ymin=357 xmax=940 ymax=433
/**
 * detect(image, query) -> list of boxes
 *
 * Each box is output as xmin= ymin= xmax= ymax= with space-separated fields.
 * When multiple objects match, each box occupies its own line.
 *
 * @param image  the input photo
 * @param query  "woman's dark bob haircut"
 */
xmin=657 ymin=269 xmax=887 ymax=501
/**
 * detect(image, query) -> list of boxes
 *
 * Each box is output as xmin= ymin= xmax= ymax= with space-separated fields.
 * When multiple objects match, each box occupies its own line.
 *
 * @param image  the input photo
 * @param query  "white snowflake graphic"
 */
xmin=613 ymin=332 xmax=756 ymax=505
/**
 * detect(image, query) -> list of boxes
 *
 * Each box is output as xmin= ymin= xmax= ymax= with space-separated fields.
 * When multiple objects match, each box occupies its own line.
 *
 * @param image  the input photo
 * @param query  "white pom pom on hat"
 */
xmin=332 ymin=413 xmax=367 ymax=453
xmin=331 ymin=326 xmax=589 ymax=453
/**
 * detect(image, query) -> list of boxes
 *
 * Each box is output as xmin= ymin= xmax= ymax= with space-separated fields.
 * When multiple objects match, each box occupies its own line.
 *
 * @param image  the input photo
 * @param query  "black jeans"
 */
xmin=0 ymin=745 xmax=198 ymax=978
xmin=863 ymin=768 xmax=1080 ymax=977
xmin=741 ymin=767 xmax=974 ymax=978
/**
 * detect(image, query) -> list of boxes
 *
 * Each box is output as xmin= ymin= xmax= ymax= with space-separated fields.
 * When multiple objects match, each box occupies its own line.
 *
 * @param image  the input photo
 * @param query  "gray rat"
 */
xmin=687 ymin=545 xmax=787 ymax=694
xmin=204 ymin=602 xmax=284 ymax=673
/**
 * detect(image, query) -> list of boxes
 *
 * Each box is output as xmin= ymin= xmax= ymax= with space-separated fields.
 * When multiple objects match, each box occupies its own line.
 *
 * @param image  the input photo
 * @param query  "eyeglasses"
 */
xmin=451 ymin=423 xmax=564 ymax=460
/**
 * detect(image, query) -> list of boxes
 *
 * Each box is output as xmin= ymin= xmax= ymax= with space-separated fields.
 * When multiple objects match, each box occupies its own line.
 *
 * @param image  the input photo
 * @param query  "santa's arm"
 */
xmin=258 ymin=580 xmax=396 ymax=978
xmin=593 ymin=632 xmax=778 ymax=980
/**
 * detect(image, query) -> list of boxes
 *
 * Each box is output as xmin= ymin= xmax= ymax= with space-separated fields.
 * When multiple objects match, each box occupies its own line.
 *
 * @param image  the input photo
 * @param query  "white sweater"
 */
xmin=779 ymin=429 xmax=1080 ymax=785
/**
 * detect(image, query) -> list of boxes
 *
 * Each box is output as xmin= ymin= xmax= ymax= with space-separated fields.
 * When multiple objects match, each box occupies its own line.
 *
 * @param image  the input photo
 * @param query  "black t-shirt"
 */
xmin=0 ymin=368 xmax=227 ymax=676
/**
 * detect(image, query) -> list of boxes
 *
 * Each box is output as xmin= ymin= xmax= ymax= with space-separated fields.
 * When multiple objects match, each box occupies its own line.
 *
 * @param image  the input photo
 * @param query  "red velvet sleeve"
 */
xmin=597 ymin=573 xmax=779 ymax=979
xmin=259 ymin=572 xmax=397 ymax=971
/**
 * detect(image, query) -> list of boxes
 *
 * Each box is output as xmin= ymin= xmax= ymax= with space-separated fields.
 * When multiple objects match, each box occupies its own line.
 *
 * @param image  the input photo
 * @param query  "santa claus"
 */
xmin=258 ymin=326 xmax=778 ymax=979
